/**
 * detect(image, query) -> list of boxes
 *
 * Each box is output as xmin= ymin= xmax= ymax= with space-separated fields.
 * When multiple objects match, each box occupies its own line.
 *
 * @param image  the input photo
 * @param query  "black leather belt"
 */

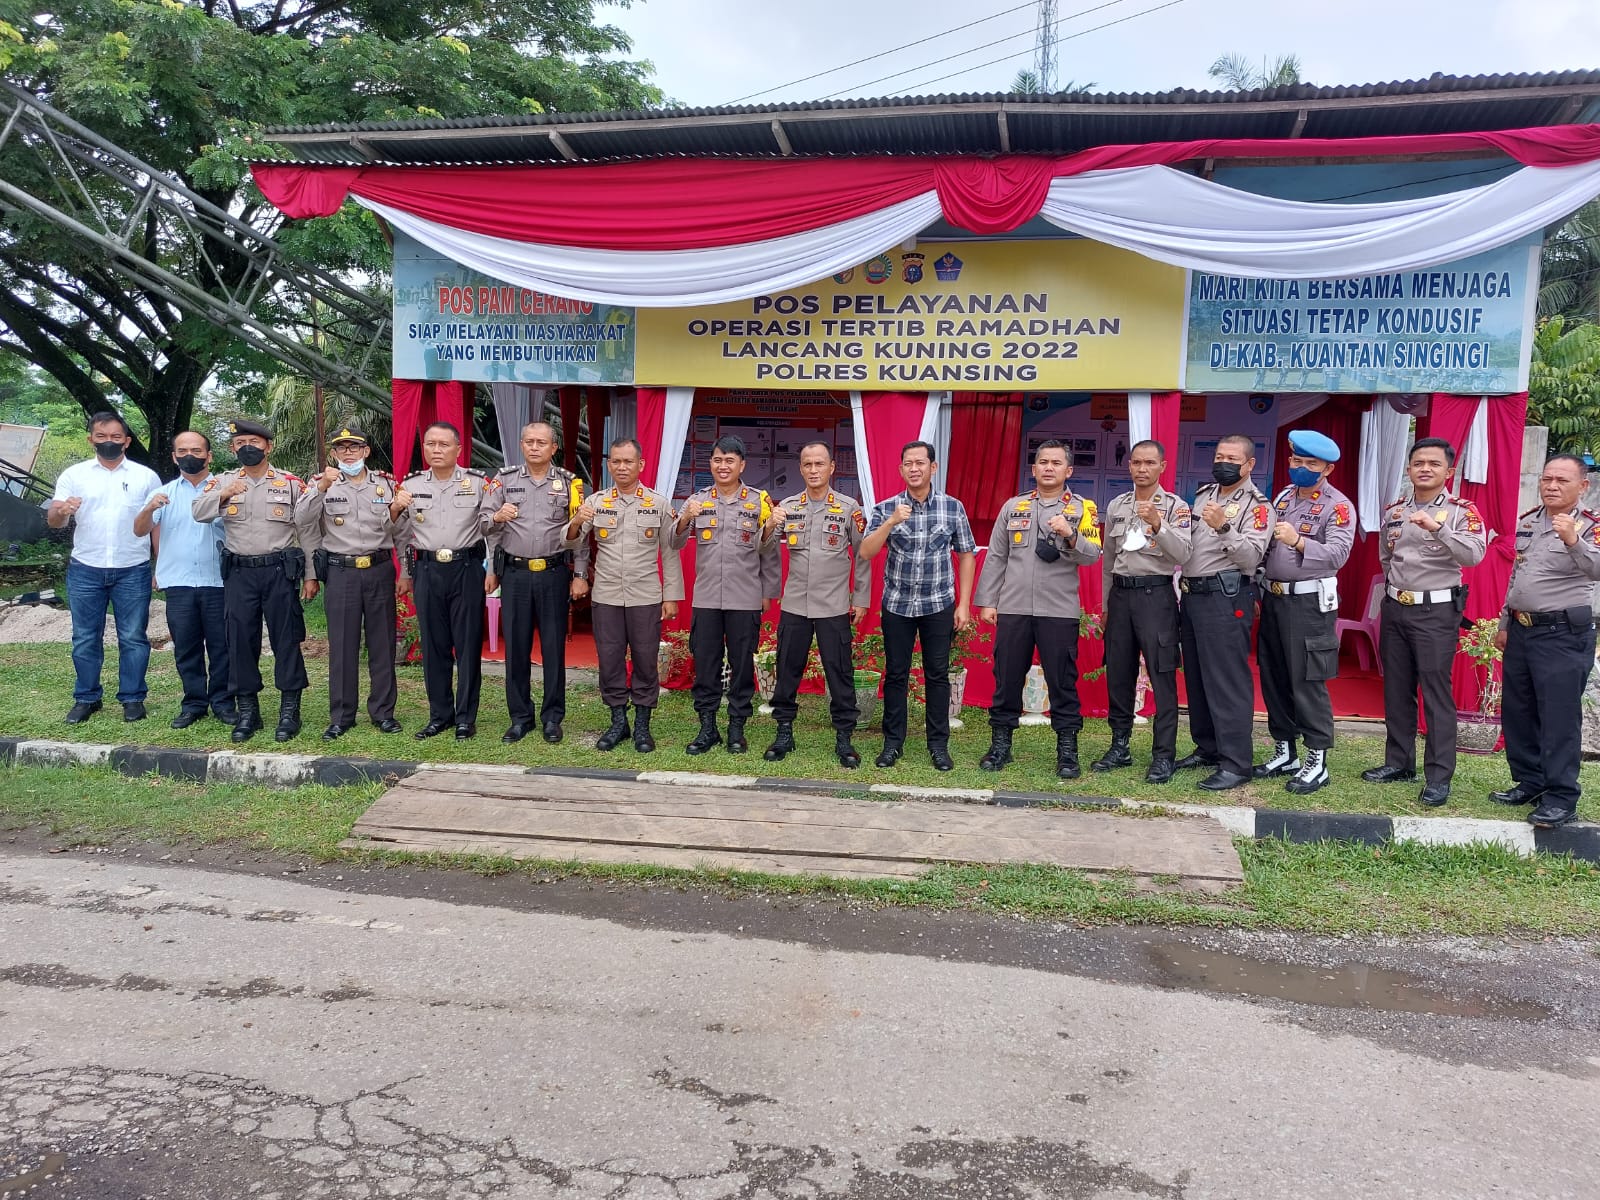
xmin=1511 ymin=607 xmax=1590 ymax=627
xmin=1113 ymin=574 xmax=1172 ymax=590
xmin=414 ymin=545 xmax=485 ymax=564
xmin=231 ymin=551 xmax=289 ymax=568
xmin=328 ymin=550 xmax=388 ymax=569
xmin=1180 ymin=571 xmax=1244 ymax=594
xmin=506 ymin=551 xmax=572 ymax=572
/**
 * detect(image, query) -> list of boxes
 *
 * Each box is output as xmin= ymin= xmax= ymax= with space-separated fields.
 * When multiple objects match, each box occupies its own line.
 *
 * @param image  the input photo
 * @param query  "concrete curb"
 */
xmin=6 ymin=737 xmax=1599 ymax=863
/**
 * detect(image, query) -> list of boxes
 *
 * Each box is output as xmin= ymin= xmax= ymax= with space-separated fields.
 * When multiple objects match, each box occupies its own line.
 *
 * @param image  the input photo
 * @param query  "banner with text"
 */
xmin=392 ymin=232 xmax=636 ymax=384
xmin=635 ymin=240 xmax=1186 ymax=390
xmin=1185 ymin=240 xmax=1539 ymax=394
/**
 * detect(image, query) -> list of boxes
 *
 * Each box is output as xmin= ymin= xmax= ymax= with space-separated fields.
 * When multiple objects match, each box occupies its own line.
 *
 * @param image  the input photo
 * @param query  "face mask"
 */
xmin=235 ymin=445 xmax=266 ymax=468
xmin=92 ymin=441 xmax=124 ymax=461
xmin=338 ymin=459 xmax=366 ymax=477
xmin=175 ymin=454 xmax=206 ymax=476
xmin=1211 ymin=462 xmax=1243 ymax=487
xmin=1288 ymin=466 xmax=1322 ymax=489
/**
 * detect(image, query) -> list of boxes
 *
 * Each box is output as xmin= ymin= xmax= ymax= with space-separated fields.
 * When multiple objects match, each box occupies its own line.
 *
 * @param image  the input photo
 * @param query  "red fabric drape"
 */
xmin=391 ymin=379 xmax=423 ymax=479
xmin=559 ymin=388 xmax=581 ymax=474
xmin=1269 ymin=397 xmax=1378 ymax=621
xmin=251 ymin=125 xmax=1600 ymax=238
xmin=1420 ymin=393 xmax=1529 ymax=712
xmin=635 ymin=387 xmax=668 ymax=490
xmin=584 ymin=389 xmax=610 ymax=493
xmin=392 ymin=380 xmax=474 ymax=475
xmin=859 ymin=392 xmax=934 ymax=509
xmin=1151 ymin=391 xmax=1182 ymax=491
xmin=945 ymin=392 xmax=1025 ymax=547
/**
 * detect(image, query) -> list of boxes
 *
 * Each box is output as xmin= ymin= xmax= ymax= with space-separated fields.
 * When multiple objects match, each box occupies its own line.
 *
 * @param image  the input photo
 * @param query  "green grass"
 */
xmin=3 ymin=642 xmax=1594 ymax=823
xmin=4 ymin=763 xmax=1599 ymax=936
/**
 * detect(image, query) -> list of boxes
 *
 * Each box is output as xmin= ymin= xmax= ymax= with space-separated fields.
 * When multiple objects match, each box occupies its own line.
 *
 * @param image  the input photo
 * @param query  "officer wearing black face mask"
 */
xmin=1176 ymin=435 xmax=1272 ymax=790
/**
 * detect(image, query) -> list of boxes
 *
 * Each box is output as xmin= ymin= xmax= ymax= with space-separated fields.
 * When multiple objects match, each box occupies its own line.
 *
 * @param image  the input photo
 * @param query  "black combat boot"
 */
xmin=1090 ymin=734 xmax=1133 ymax=772
xmin=632 ymin=706 xmax=656 ymax=753
xmin=595 ymin=705 xmax=631 ymax=752
xmin=1056 ymin=729 xmax=1081 ymax=780
xmin=763 ymin=722 xmax=796 ymax=761
xmin=274 ymin=690 xmax=302 ymax=743
xmin=978 ymin=726 xmax=1014 ymax=772
xmin=686 ymin=713 xmax=721 ymax=755
xmin=726 ymin=717 xmax=748 ymax=754
xmin=835 ymin=729 xmax=861 ymax=769
xmin=231 ymin=693 xmax=262 ymax=744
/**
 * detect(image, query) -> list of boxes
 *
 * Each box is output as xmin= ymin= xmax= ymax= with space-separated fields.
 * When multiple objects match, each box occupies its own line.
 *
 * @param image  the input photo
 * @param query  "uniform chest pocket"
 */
xmin=823 ymin=519 xmax=844 ymax=537
xmin=636 ymin=513 xmax=661 ymax=542
xmin=450 ymin=493 xmax=480 ymax=509
xmin=264 ymin=491 xmax=294 ymax=522
xmin=694 ymin=513 xmax=716 ymax=530
xmin=1108 ymin=518 xmax=1127 ymax=536
xmin=736 ymin=514 xmax=759 ymax=534
xmin=1005 ymin=517 xmax=1030 ymax=532
xmin=324 ymin=495 xmax=351 ymax=511
xmin=592 ymin=512 xmax=620 ymax=539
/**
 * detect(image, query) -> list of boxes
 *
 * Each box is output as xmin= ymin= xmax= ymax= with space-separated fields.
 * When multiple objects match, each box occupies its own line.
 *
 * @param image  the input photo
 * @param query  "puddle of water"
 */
xmin=1147 ymin=943 xmax=1551 ymax=1020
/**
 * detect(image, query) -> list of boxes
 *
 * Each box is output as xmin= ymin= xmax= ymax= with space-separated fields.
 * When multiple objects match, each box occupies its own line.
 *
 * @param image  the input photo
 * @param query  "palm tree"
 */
xmin=1527 ymin=316 xmax=1600 ymax=457
xmin=260 ymin=375 xmax=395 ymax=477
xmin=1540 ymin=200 xmax=1600 ymax=323
xmin=1207 ymin=53 xmax=1303 ymax=91
xmin=1009 ymin=70 xmax=1094 ymax=95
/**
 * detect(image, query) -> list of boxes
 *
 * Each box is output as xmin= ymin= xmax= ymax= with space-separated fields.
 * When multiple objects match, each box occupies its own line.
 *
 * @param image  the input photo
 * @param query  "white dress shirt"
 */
xmin=52 ymin=456 xmax=162 ymax=569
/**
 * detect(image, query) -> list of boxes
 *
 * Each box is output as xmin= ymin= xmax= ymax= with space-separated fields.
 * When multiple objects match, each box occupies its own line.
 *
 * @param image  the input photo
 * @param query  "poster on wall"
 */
xmin=1185 ymin=239 xmax=1539 ymax=394
xmin=635 ymin=241 xmax=1186 ymax=390
xmin=392 ymin=232 xmax=637 ymax=384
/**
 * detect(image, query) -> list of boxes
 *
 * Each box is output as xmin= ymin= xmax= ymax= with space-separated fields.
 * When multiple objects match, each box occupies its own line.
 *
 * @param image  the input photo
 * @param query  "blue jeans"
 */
xmin=66 ymin=558 xmax=152 ymax=705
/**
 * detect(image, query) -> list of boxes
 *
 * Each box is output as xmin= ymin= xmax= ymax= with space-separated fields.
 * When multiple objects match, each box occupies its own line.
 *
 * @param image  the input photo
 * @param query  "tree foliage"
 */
xmin=0 ymin=0 xmax=660 ymax=475
xmin=1527 ymin=316 xmax=1600 ymax=457
xmin=1539 ymin=200 xmax=1600 ymax=324
xmin=1206 ymin=52 xmax=1303 ymax=91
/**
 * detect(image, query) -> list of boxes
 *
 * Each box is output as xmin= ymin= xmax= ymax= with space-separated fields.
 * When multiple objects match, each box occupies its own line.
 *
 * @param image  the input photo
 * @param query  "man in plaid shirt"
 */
xmin=861 ymin=441 xmax=977 ymax=771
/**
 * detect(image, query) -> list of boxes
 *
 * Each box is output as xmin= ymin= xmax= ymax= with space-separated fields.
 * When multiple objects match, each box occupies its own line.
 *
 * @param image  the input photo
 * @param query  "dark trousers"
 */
xmin=770 ymin=611 xmax=858 ymax=731
xmin=881 ymin=604 xmax=955 ymax=748
xmin=1379 ymin=596 xmax=1461 ymax=785
xmin=65 ymin=559 xmax=152 ymax=705
xmin=593 ymin=603 xmax=662 ymax=708
xmin=690 ymin=607 xmax=760 ymax=721
xmin=414 ymin=556 xmax=484 ymax=725
xmin=164 ymin=585 xmax=229 ymax=715
xmin=1257 ymin=590 xmax=1338 ymax=751
xmin=989 ymin=613 xmax=1081 ymax=732
xmin=501 ymin=562 xmax=571 ymax=726
xmin=224 ymin=562 xmax=308 ymax=697
xmin=325 ymin=563 xmax=397 ymax=726
xmin=1180 ymin=584 xmax=1257 ymax=776
xmin=1104 ymin=582 xmax=1181 ymax=758
xmin=1503 ymin=619 xmax=1596 ymax=815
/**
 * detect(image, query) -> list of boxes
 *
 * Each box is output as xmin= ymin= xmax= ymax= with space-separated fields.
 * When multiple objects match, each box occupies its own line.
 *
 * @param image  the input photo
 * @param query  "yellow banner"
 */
xmin=635 ymin=240 xmax=1186 ymax=390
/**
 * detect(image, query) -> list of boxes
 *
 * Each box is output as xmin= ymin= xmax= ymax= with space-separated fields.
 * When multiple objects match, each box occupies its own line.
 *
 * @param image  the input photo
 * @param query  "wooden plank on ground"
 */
xmin=348 ymin=767 xmax=1243 ymax=885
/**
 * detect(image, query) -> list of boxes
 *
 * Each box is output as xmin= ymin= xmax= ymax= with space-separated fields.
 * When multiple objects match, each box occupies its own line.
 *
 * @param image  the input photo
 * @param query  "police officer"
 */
xmin=571 ymin=437 xmax=683 ymax=753
xmin=494 ymin=421 xmax=589 ymax=745
xmin=1491 ymin=453 xmax=1600 ymax=829
xmin=1254 ymin=429 xmax=1356 ymax=794
xmin=1093 ymin=439 xmax=1192 ymax=783
xmin=192 ymin=419 xmax=320 ymax=744
xmin=763 ymin=441 xmax=871 ymax=768
xmin=307 ymin=425 xmax=403 ymax=740
xmin=973 ymin=438 xmax=1103 ymax=779
xmin=1176 ymin=434 xmax=1272 ymax=791
xmin=1364 ymin=438 xmax=1487 ymax=806
xmin=670 ymin=435 xmax=780 ymax=755
xmin=392 ymin=421 xmax=502 ymax=741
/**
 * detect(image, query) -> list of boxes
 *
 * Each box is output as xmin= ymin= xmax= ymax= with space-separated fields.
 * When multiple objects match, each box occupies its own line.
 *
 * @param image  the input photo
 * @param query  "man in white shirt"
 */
xmin=47 ymin=412 xmax=162 ymax=724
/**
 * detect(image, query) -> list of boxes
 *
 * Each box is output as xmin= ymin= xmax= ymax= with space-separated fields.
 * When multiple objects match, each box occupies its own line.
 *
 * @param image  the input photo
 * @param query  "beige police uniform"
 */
xmin=582 ymin=485 xmax=685 ymax=709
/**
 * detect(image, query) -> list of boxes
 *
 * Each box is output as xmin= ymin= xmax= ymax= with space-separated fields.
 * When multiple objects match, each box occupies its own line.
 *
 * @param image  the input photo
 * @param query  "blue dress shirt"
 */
xmin=150 ymin=474 xmax=225 ymax=589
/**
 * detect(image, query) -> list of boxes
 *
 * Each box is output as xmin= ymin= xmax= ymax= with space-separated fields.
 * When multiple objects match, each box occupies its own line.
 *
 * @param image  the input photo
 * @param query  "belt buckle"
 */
xmin=1516 ymin=611 xmax=1532 ymax=627
xmin=529 ymin=558 xmax=546 ymax=572
xmin=354 ymin=555 xmax=372 ymax=569
xmin=1180 ymin=579 xmax=1190 ymax=593
xmin=1270 ymin=581 xmax=1285 ymax=596
xmin=436 ymin=548 xmax=454 ymax=563
xmin=1397 ymin=590 xmax=1415 ymax=606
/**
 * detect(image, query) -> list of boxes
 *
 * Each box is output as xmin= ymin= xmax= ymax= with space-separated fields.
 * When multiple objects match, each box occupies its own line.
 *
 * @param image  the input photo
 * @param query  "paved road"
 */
xmin=2 ymin=845 xmax=1598 ymax=1199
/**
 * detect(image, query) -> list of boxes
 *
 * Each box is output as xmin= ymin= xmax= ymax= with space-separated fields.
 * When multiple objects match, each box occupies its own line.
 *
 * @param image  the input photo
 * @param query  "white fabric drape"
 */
xmin=1459 ymin=396 xmax=1491 ymax=485
xmin=366 ymin=194 xmax=941 ymax=308
xmin=491 ymin=384 xmax=539 ymax=464
xmin=848 ymin=392 xmax=873 ymax=510
xmin=657 ymin=387 xmax=695 ymax=499
xmin=921 ymin=391 xmax=947 ymax=491
xmin=1038 ymin=161 xmax=1600 ymax=279
xmin=1127 ymin=392 xmax=1153 ymax=445
xmin=1358 ymin=401 xmax=1413 ymax=534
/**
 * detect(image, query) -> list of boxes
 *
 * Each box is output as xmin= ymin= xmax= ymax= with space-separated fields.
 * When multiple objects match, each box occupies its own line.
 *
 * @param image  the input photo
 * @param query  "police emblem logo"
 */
xmin=1223 ymin=503 xmax=1239 ymax=519
xmin=864 ymin=254 xmax=893 ymax=285
xmin=933 ymin=252 xmax=963 ymax=281
xmin=901 ymin=252 xmax=924 ymax=284
xmin=832 ymin=267 xmax=855 ymax=285
xmin=226 ymin=505 xmax=238 ymax=515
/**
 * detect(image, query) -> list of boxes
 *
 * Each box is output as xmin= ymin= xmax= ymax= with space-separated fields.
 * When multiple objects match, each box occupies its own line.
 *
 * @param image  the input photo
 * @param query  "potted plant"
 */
xmin=946 ymin=618 xmax=988 ymax=729
xmin=752 ymin=616 xmax=780 ymax=708
xmin=843 ymin=629 xmax=886 ymax=730
xmin=657 ymin=627 xmax=693 ymax=691
xmin=1456 ymin=616 xmax=1503 ymax=752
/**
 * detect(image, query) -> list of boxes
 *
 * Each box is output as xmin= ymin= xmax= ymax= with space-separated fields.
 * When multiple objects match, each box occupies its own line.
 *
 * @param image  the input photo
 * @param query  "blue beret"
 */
xmin=1287 ymin=428 xmax=1340 ymax=463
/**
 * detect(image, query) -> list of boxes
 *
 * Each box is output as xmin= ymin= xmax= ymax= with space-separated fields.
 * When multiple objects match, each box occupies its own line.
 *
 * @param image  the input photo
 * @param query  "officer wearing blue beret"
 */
xmin=1254 ymin=429 xmax=1355 ymax=794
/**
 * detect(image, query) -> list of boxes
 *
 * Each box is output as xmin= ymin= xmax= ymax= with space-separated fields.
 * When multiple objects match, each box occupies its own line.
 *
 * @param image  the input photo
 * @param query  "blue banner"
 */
xmin=1184 ymin=240 xmax=1538 ymax=394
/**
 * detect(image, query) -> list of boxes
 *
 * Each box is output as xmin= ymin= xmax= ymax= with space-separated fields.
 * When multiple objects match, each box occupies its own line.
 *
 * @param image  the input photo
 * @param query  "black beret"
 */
xmin=227 ymin=418 xmax=274 ymax=441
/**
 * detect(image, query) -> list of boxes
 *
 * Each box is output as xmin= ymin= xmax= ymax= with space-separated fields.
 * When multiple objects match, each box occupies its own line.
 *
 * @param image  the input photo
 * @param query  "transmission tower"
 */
xmin=1034 ymin=0 xmax=1059 ymax=94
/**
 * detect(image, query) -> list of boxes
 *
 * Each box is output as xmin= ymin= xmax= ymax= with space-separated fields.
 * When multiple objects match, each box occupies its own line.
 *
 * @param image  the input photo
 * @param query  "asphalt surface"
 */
xmin=2 ymin=839 xmax=1598 ymax=1199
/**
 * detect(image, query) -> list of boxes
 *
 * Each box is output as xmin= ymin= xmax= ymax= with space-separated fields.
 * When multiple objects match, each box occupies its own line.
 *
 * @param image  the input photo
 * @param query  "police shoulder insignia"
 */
xmin=484 ymin=477 xmax=503 ymax=491
xmin=203 ymin=479 xmax=216 ymax=492
xmin=853 ymin=509 xmax=867 ymax=533
xmin=1332 ymin=503 xmax=1351 ymax=526
xmin=1174 ymin=510 xmax=1191 ymax=529
xmin=1253 ymin=504 xmax=1270 ymax=531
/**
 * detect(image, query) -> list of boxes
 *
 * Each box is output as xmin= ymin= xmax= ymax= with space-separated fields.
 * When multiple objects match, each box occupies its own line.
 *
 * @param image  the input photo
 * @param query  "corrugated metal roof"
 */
xmin=260 ymin=71 xmax=1600 ymax=166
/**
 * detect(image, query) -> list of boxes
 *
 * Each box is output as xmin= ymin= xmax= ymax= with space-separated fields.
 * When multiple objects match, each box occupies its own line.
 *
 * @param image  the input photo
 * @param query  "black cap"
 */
xmin=329 ymin=425 xmax=368 ymax=445
xmin=227 ymin=418 xmax=273 ymax=441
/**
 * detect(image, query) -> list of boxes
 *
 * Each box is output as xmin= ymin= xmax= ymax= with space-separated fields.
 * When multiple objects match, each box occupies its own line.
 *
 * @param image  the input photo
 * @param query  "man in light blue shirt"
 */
xmin=134 ymin=430 xmax=233 ymax=728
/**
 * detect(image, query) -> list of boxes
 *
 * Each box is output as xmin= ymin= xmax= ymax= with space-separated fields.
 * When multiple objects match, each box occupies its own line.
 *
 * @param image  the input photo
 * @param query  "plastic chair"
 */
xmin=486 ymin=592 xmax=501 ymax=654
xmin=1335 ymin=576 xmax=1382 ymax=673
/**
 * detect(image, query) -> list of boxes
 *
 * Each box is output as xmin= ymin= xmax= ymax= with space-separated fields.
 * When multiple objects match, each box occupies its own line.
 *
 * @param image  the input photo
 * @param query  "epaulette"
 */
xmin=782 ymin=494 xmax=806 ymax=508
xmin=1446 ymin=494 xmax=1476 ymax=507
xmin=281 ymin=472 xmax=302 ymax=484
xmin=464 ymin=468 xmax=489 ymax=479
xmin=1519 ymin=505 xmax=1542 ymax=519
xmin=1584 ymin=509 xmax=1600 ymax=524
xmin=1386 ymin=495 xmax=1407 ymax=509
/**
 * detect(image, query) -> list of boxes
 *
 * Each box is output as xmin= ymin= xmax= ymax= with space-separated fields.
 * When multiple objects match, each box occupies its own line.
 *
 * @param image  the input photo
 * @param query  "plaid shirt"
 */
xmin=868 ymin=490 xmax=977 ymax=618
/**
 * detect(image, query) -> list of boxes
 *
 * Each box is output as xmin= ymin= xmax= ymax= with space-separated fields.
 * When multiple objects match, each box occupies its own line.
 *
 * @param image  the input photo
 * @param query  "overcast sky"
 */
xmin=607 ymin=0 xmax=1600 ymax=109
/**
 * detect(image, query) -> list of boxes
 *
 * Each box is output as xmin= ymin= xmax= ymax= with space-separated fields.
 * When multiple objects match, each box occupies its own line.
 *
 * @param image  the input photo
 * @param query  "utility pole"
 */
xmin=1035 ymin=0 xmax=1058 ymax=94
